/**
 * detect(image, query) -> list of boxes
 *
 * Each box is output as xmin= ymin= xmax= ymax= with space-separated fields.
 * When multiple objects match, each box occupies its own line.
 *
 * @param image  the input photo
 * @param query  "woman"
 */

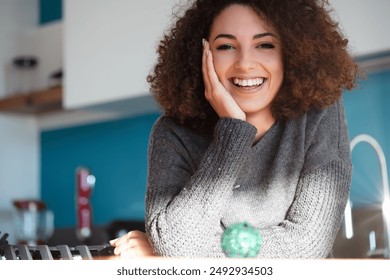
xmin=111 ymin=0 xmax=359 ymax=258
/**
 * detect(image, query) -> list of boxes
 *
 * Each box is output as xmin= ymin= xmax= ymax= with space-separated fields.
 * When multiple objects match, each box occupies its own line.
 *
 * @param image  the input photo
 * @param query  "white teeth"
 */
xmin=233 ymin=78 xmax=265 ymax=87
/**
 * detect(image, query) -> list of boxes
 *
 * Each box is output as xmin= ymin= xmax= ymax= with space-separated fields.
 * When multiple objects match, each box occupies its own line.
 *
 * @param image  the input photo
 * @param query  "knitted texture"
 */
xmin=145 ymin=99 xmax=352 ymax=258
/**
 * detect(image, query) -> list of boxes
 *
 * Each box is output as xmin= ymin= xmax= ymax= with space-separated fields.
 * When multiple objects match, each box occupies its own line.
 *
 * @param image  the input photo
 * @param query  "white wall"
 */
xmin=0 ymin=0 xmax=40 ymax=244
xmin=330 ymin=0 xmax=390 ymax=56
xmin=0 ymin=0 xmax=38 ymax=97
xmin=0 ymin=115 xmax=39 ymax=243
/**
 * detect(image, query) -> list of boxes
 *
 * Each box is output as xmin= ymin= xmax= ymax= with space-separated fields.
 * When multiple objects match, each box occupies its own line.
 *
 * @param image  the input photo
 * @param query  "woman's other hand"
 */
xmin=109 ymin=230 xmax=156 ymax=258
xmin=202 ymin=39 xmax=246 ymax=121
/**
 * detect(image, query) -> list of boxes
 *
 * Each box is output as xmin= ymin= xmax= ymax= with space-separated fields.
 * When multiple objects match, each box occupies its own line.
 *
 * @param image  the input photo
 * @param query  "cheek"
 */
xmin=212 ymin=52 xmax=231 ymax=80
xmin=276 ymin=63 xmax=284 ymax=85
xmin=268 ymin=57 xmax=284 ymax=83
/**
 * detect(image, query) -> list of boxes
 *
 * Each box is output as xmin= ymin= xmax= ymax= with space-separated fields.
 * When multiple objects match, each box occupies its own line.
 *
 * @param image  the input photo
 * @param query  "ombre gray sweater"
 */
xmin=145 ymin=99 xmax=352 ymax=258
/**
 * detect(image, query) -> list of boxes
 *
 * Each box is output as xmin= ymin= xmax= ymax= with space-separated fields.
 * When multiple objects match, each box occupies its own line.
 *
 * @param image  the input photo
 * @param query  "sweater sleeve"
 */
xmin=256 ymin=158 xmax=352 ymax=258
xmin=254 ymin=100 xmax=352 ymax=258
xmin=145 ymin=117 xmax=257 ymax=257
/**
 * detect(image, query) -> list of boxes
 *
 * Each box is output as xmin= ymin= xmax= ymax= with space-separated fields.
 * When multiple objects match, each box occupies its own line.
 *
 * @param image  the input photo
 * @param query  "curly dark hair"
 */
xmin=147 ymin=0 xmax=359 ymax=133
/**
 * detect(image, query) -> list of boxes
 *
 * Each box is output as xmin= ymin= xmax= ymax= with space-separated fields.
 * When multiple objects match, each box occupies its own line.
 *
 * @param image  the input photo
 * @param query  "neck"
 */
xmin=246 ymin=113 xmax=276 ymax=142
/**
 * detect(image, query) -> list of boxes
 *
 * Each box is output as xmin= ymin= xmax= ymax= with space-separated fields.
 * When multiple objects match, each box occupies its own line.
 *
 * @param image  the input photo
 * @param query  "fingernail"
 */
xmin=202 ymin=38 xmax=206 ymax=47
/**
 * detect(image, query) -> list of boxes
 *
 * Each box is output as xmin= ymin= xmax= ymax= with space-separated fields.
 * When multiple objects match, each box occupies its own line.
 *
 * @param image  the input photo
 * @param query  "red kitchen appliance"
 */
xmin=75 ymin=167 xmax=96 ymax=243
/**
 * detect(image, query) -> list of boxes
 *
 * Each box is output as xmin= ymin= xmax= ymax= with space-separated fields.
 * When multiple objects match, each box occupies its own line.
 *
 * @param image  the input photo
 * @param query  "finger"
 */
xmin=127 ymin=230 xmax=146 ymax=238
xmin=110 ymin=230 xmax=138 ymax=251
xmin=202 ymin=39 xmax=211 ymax=92
xmin=115 ymin=240 xmax=155 ymax=258
xmin=112 ymin=231 xmax=151 ymax=255
xmin=125 ymin=231 xmax=151 ymax=247
xmin=205 ymin=46 xmax=222 ymax=91
xmin=128 ymin=237 xmax=150 ymax=248
xmin=113 ymin=242 xmax=132 ymax=256
xmin=113 ymin=239 xmax=136 ymax=256
xmin=111 ymin=231 xmax=132 ymax=247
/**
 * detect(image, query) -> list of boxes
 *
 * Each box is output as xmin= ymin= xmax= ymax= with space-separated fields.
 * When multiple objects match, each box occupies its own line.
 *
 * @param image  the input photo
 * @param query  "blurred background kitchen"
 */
xmin=0 ymin=0 xmax=389 ymax=258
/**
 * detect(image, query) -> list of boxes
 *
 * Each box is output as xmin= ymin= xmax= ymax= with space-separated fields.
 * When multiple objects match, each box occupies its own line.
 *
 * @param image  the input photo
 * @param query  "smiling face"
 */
xmin=209 ymin=4 xmax=284 ymax=125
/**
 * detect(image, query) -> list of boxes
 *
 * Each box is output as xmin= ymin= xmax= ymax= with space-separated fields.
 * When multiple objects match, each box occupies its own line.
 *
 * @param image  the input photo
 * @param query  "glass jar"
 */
xmin=13 ymin=200 xmax=54 ymax=246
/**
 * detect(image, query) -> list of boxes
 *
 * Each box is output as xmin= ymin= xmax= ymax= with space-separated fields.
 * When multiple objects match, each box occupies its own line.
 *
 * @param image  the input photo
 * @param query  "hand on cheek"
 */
xmin=202 ymin=39 xmax=245 ymax=121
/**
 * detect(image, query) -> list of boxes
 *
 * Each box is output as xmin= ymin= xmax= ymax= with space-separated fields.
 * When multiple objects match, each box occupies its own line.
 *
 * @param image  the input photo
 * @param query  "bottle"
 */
xmin=75 ymin=167 xmax=96 ymax=243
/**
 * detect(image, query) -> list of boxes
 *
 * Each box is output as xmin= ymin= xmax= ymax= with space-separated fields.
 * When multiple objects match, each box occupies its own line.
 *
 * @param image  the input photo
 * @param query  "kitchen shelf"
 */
xmin=0 ymin=86 xmax=62 ymax=114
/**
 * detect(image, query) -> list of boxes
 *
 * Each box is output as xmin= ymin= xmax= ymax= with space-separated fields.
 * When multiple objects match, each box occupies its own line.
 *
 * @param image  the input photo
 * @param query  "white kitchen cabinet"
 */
xmin=64 ymin=0 xmax=179 ymax=112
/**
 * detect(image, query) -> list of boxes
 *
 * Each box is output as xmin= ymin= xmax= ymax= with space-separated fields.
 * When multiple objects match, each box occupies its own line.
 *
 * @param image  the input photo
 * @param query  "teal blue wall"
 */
xmin=344 ymin=67 xmax=390 ymax=208
xmin=40 ymin=66 xmax=390 ymax=228
xmin=39 ymin=0 xmax=62 ymax=25
xmin=40 ymin=113 xmax=160 ymax=227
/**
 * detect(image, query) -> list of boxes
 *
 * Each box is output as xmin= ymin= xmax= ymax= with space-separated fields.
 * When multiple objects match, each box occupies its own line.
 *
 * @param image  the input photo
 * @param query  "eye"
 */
xmin=216 ymin=44 xmax=235 ymax=51
xmin=257 ymin=43 xmax=275 ymax=49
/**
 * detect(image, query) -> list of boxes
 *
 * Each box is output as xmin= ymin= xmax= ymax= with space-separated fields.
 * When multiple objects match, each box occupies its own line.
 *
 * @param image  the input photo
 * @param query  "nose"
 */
xmin=235 ymin=50 xmax=257 ymax=70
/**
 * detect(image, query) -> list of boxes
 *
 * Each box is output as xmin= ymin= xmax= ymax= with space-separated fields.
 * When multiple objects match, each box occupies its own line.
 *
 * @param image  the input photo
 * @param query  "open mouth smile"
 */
xmin=232 ymin=77 xmax=266 ymax=89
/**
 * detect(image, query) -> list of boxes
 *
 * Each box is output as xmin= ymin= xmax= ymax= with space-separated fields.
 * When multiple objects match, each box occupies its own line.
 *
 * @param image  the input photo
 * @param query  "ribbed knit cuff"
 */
xmin=214 ymin=118 xmax=257 ymax=148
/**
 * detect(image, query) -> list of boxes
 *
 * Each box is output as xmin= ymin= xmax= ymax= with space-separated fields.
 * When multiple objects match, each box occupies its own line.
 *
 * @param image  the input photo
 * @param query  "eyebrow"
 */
xmin=214 ymin=32 xmax=276 ymax=41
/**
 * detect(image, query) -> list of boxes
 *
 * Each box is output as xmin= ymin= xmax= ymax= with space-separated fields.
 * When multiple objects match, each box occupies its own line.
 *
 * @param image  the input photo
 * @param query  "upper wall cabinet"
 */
xmin=64 ymin=0 xmax=178 ymax=111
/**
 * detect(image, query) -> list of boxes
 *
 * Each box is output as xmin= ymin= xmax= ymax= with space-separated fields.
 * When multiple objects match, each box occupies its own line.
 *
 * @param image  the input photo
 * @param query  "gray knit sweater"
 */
xmin=145 ymin=99 xmax=352 ymax=258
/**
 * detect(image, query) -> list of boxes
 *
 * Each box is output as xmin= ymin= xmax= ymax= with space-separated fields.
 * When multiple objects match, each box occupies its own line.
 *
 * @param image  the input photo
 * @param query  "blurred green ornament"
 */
xmin=221 ymin=222 xmax=262 ymax=258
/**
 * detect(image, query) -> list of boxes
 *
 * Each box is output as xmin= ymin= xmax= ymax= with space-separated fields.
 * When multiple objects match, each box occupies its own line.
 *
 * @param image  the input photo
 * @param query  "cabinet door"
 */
xmin=64 ymin=0 xmax=178 ymax=110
